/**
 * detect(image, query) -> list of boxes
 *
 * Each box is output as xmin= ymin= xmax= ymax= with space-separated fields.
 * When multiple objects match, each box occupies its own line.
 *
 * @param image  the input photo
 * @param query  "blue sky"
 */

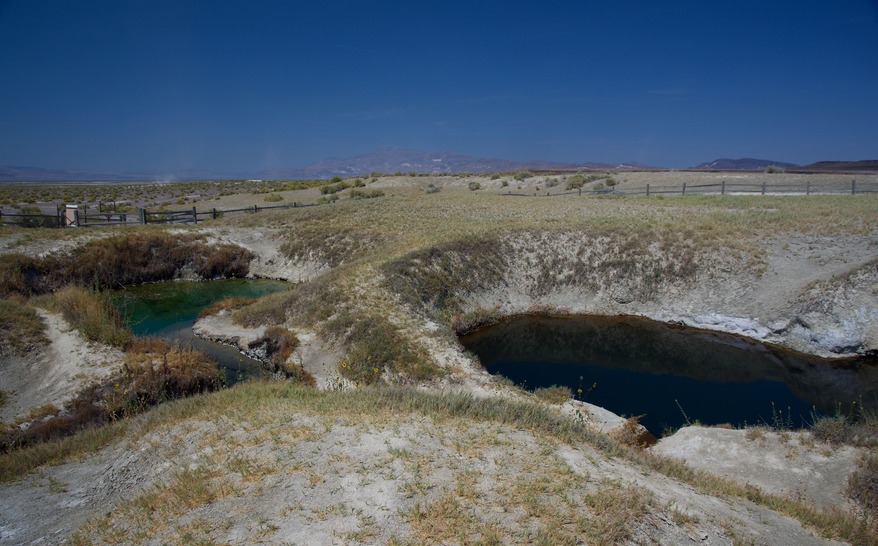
xmin=1 ymin=0 xmax=876 ymax=173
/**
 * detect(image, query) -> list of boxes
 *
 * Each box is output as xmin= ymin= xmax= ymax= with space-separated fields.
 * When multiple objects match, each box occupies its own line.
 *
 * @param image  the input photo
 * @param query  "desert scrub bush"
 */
xmin=190 ymin=243 xmax=253 ymax=279
xmin=322 ymin=312 xmax=439 ymax=384
xmin=534 ymin=385 xmax=572 ymax=404
xmin=317 ymin=194 xmax=339 ymax=204
xmin=319 ymin=181 xmax=350 ymax=195
xmin=468 ymin=181 xmax=481 ymax=191
xmin=566 ymin=173 xmax=605 ymax=190
xmin=34 ymin=286 xmax=132 ymax=348
xmin=111 ymin=342 xmax=223 ymax=417
xmin=0 ymin=254 xmax=47 ymax=297
xmin=263 ymin=193 xmax=283 ymax=202
xmin=0 ymin=298 xmax=48 ymax=355
xmin=349 ymin=189 xmax=385 ymax=199
xmin=425 ymin=183 xmax=441 ymax=194
xmin=847 ymin=454 xmax=878 ymax=516
xmin=0 ymin=340 xmax=222 ymax=452
xmin=513 ymin=171 xmax=533 ymax=181
xmin=545 ymin=177 xmax=559 ymax=188
xmin=0 ymin=234 xmax=255 ymax=297
xmin=810 ymin=401 xmax=878 ymax=447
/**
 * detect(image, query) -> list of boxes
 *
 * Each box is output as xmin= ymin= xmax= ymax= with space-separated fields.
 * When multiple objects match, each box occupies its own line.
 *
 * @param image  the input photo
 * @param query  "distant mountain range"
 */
xmin=693 ymin=158 xmax=799 ymax=170
xmin=253 ymin=147 xmax=651 ymax=179
xmin=798 ymin=160 xmax=878 ymax=172
xmin=1 ymin=150 xmax=875 ymax=182
xmin=0 ymin=165 xmax=234 ymax=183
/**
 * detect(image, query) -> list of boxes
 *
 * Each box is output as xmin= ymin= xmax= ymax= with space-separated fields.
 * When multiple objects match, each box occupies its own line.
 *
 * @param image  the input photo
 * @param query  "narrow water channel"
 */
xmin=111 ymin=279 xmax=288 ymax=384
xmin=459 ymin=315 xmax=878 ymax=436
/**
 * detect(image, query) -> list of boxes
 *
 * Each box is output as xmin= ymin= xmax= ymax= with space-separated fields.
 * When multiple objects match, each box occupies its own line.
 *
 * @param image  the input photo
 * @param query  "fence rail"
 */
xmin=506 ymin=179 xmax=878 ymax=198
xmin=1 ymin=200 xmax=320 ymax=229
xmin=0 ymin=211 xmax=63 ymax=228
xmin=2 ymin=180 xmax=876 ymax=229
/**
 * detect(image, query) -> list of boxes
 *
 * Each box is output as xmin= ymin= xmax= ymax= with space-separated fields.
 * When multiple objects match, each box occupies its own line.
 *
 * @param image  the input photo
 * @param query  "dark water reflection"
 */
xmin=459 ymin=315 xmax=878 ymax=436
xmin=111 ymin=279 xmax=288 ymax=384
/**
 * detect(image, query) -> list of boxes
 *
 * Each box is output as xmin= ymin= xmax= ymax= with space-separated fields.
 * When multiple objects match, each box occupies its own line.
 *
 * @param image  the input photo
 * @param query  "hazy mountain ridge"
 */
xmin=0 ymin=147 xmax=651 ymax=182
xmin=5 ymin=150 xmax=876 ymax=182
xmin=693 ymin=158 xmax=798 ymax=170
xmin=798 ymin=160 xmax=878 ymax=172
xmin=254 ymin=147 xmax=643 ymax=179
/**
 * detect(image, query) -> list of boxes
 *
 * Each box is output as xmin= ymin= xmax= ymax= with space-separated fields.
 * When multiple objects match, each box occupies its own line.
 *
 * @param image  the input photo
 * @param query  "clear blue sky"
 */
xmin=1 ymin=0 xmax=876 ymax=173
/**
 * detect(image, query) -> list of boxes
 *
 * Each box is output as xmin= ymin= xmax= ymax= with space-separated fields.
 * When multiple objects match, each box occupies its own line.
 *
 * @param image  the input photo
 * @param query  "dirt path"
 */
xmin=0 ymin=311 xmax=122 ymax=423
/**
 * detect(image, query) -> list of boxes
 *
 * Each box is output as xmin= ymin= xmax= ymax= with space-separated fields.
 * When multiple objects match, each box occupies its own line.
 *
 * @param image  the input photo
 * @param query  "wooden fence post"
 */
xmin=682 ymin=183 xmax=686 ymax=196
xmin=852 ymin=180 xmax=856 ymax=195
xmin=761 ymin=181 xmax=766 ymax=195
xmin=254 ymin=204 xmax=258 ymax=214
xmin=721 ymin=181 xmax=725 ymax=195
xmin=212 ymin=208 xmax=217 ymax=220
xmin=139 ymin=208 xmax=146 ymax=225
xmin=806 ymin=181 xmax=811 ymax=195
xmin=191 ymin=206 xmax=197 ymax=224
xmin=646 ymin=183 xmax=650 ymax=196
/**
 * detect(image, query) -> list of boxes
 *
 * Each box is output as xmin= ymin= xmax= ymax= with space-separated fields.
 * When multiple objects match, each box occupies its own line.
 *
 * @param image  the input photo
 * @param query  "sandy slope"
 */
xmin=0 ymin=311 xmax=122 ymax=423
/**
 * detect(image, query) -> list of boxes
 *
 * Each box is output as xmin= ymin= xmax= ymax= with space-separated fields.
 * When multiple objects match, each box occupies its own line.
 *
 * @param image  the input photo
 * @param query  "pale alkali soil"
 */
xmin=1 ymin=178 xmax=876 ymax=545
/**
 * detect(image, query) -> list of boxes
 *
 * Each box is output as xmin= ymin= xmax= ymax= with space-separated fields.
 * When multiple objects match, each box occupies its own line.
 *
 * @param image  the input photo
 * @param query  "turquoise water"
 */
xmin=111 ymin=279 xmax=288 ymax=383
xmin=460 ymin=315 xmax=878 ymax=436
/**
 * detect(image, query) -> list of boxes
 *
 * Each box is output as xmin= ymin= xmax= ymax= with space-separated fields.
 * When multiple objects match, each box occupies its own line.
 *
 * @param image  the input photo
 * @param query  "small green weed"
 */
xmin=534 ymin=385 xmax=572 ymax=404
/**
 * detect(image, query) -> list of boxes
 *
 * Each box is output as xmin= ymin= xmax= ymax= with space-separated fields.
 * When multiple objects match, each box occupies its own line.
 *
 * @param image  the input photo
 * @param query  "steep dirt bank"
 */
xmin=0 ymin=311 xmax=122 ymax=423
xmin=383 ymin=229 xmax=878 ymax=359
xmin=2 ymin=197 xmax=876 ymax=544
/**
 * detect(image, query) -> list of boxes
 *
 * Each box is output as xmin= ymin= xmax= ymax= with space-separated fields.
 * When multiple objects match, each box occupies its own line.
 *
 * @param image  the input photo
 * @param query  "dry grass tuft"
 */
xmin=34 ymin=286 xmax=132 ymax=348
xmin=534 ymin=385 xmax=572 ymax=405
xmin=847 ymin=454 xmax=878 ymax=518
xmin=197 ymin=296 xmax=257 ymax=318
xmin=1 ymin=233 xmax=255 ymax=297
xmin=0 ymin=339 xmax=222 ymax=453
xmin=279 ymin=226 xmax=388 ymax=268
xmin=323 ymin=312 xmax=441 ymax=384
xmin=0 ymin=297 xmax=48 ymax=355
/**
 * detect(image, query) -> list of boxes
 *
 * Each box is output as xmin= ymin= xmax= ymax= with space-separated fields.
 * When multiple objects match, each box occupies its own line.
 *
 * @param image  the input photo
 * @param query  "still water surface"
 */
xmin=111 ymin=279 xmax=288 ymax=384
xmin=459 ymin=315 xmax=878 ymax=436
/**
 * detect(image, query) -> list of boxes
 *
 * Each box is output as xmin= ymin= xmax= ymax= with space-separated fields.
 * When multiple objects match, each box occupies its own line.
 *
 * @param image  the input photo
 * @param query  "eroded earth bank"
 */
xmin=1 ymin=187 xmax=877 ymax=544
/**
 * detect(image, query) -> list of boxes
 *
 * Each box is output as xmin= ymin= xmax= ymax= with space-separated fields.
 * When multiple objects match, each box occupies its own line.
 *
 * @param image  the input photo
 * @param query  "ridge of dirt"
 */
xmin=0 ymin=386 xmax=854 ymax=545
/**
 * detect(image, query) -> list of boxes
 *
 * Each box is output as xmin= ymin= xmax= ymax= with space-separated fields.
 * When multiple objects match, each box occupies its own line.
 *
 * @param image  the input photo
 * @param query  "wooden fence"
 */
xmin=0 ymin=210 xmax=64 ymax=228
xmin=506 ymin=179 xmax=878 ymax=198
xmin=0 ymin=201 xmax=319 ymax=229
